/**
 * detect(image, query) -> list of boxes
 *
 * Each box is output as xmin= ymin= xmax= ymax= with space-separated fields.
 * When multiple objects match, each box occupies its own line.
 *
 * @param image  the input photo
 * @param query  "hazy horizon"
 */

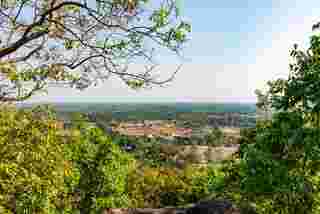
xmin=19 ymin=100 xmax=257 ymax=104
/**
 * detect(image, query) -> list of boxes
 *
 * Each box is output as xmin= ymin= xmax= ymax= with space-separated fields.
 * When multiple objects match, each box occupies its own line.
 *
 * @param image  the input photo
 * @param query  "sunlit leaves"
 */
xmin=175 ymin=21 xmax=191 ymax=41
xmin=64 ymin=4 xmax=80 ymax=13
xmin=239 ymin=111 xmax=320 ymax=213
xmin=126 ymin=79 xmax=144 ymax=89
xmin=0 ymin=61 xmax=21 ymax=82
xmin=127 ymin=165 xmax=217 ymax=207
xmin=0 ymin=106 xmax=65 ymax=213
xmin=259 ymin=31 xmax=320 ymax=124
xmin=164 ymin=21 xmax=191 ymax=48
xmin=0 ymin=61 xmax=16 ymax=75
xmin=0 ymin=0 xmax=191 ymax=101
xmin=249 ymin=24 xmax=320 ymax=213
xmin=64 ymin=39 xmax=81 ymax=50
xmin=30 ymin=25 xmax=49 ymax=33
xmin=0 ymin=105 xmax=139 ymax=212
xmin=64 ymin=123 xmax=136 ymax=210
xmin=151 ymin=7 xmax=170 ymax=28
xmin=149 ymin=5 xmax=191 ymax=46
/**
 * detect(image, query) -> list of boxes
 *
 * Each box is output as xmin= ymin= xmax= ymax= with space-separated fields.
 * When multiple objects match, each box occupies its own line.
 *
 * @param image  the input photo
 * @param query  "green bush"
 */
xmin=112 ymin=135 xmax=175 ymax=167
xmin=0 ymin=105 xmax=137 ymax=213
xmin=239 ymin=127 xmax=256 ymax=144
xmin=204 ymin=128 xmax=224 ymax=146
xmin=63 ymin=125 xmax=136 ymax=213
xmin=239 ymin=112 xmax=320 ymax=214
xmin=0 ymin=105 xmax=65 ymax=214
xmin=239 ymin=127 xmax=256 ymax=158
xmin=127 ymin=165 xmax=226 ymax=208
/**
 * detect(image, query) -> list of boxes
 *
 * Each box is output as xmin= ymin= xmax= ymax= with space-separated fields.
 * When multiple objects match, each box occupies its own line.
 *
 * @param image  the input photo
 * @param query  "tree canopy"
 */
xmin=235 ymin=23 xmax=320 ymax=213
xmin=0 ymin=105 xmax=137 ymax=213
xmin=0 ymin=0 xmax=190 ymax=101
xmin=256 ymin=23 xmax=320 ymax=126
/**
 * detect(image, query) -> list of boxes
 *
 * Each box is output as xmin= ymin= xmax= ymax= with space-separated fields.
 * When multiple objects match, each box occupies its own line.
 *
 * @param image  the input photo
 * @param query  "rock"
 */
xmin=102 ymin=201 xmax=242 ymax=214
xmin=186 ymin=200 xmax=240 ymax=214
xmin=128 ymin=208 xmax=186 ymax=214
xmin=103 ymin=208 xmax=129 ymax=214
xmin=175 ymin=159 xmax=186 ymax=169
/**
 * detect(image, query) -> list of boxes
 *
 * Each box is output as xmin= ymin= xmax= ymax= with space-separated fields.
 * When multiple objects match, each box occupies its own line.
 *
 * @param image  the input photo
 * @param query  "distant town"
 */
xmin=52 ymin=111 xmax=259 ymax=144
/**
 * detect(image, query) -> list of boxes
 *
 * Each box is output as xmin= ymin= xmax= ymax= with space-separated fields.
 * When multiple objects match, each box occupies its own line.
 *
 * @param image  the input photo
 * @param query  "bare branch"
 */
xmin=0 ymin=0 xmax=189 ymax=101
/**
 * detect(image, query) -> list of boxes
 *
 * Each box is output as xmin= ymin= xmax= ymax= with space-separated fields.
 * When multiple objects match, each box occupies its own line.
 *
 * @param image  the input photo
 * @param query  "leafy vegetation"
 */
xmin=204 ymin=128 xmax=225 ymax=146
xmin=0 ymin=106 xmax=136 ymax=213
xmin=1 ymin=2 xmax=320 ymax=212
xmin=111 ymin=134 xmax=174 ymax=167
xmin=239 ymin=112 xmax=320 ymax=213
xmin=63 ymin=126 xmax=136 ymax=213
xmin=226 ymin=24 xmax=320 ymax=214
xmin=0 ymin=105 xmax=65 ymax=213
xmin=127 ymin=165 xmax=226 ymax=208
xmin=0 ymin=0 xmax=190 ymax=101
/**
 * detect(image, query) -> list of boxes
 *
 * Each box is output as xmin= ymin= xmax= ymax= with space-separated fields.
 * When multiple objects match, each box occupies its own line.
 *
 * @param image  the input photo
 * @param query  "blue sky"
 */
xmin=30 ymin=0 xmax=320 ymax=103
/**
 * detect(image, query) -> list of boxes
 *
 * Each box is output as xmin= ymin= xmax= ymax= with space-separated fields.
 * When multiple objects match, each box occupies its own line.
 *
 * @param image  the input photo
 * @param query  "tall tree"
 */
xmin=256 ymin=23 xmax=320 ymax=127
xmin=0 ymin=0 xmax=190 ymax=101
xmin=240 ymin=23 xmax=320 ymax=213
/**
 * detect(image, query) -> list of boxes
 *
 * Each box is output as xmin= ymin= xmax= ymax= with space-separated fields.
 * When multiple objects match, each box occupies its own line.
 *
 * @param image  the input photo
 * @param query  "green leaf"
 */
xmin=64 ymin=39 xmax=80 ymax=50
xmin=64 ymin=4 xmax=80 ymax=13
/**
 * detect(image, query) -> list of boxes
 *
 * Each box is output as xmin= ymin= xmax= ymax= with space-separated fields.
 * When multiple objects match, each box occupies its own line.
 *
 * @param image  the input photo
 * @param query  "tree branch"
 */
xmin=0 ymin=31 xmax=47 ymax=59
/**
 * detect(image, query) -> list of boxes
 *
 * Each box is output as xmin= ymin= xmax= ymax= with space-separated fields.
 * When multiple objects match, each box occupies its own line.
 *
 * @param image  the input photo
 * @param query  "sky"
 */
xmin=29 ymin=0 xmax=320 ymax=103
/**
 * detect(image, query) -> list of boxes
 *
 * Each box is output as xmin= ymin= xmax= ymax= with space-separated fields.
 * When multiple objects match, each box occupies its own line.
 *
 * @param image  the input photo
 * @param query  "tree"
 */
xmin=254 ymin=89 xmax=272 ymax=121
xmin=63 ymin=126 xmax=136 ymax=212
xmin=260 ymin=24 xmax=320 ymax=127
xmin=0 ymin=104 xmax=137 ymax=213
xmin=237 ymin=23 xmax=320 ymax=213
xmin=0 ymin=0 xmax=190 ymax=102
xmin=204 ymin=128 xmax=224 ymax=146
xmin=0 ymin=105 xmax=66 ymax=213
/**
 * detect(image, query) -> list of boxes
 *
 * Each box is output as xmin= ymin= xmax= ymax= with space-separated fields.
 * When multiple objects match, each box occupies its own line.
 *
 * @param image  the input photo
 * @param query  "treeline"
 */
xmin=86 ymin=111 xmax=256 ymax=128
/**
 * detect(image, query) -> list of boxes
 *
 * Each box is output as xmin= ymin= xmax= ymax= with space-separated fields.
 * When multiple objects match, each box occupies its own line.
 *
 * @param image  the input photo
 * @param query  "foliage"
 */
xmin=0 ymin=105 xmax=137 ymax=213
xmin=0 ymin=105 xmax=65 ymax=213
xmin=127 ymin=165 xmax=226 ymax=208
xmin=257 ymin=30 xmax=320 ymax=127
xmin=69 ymin=112 xmax=90 ymax=130
xmin=236 ymin=24 xmax=320 ymax=214
xmin=238 ymin=127 xmax=256 ymax=158
xmin=63 ymin=122 xmax=136 ymax=213
xmin=0 ymin=0 xmax=190 ymax=101
xmin=238 ymin=112 xmax=320 ymax=213
xmin=204 ymin=128 xmax=224 ymax=146
xmin=111 ymin=134 xmax=174 ymax=167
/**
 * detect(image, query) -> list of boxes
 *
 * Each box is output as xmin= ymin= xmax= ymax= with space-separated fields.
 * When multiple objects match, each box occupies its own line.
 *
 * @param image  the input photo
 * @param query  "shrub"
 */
xmin=239 ymin=112 xmax=320 ymax=214
xmin=204 ymin=128 xmax=224 ymax=146
xmin=127 ymin=165 xmax=226 ymax=208
xmin=112 ymin=135 xmax=174 ymax=167
xmin=63 ymin=126 xmax=136 ymax=213
xmin=239 ymin=127 xmax=256 ymax=158
xmin=0 ymin=105 xmax=137 ymax=213
xmin=0 ymin=105 xmax=65 ymax=213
